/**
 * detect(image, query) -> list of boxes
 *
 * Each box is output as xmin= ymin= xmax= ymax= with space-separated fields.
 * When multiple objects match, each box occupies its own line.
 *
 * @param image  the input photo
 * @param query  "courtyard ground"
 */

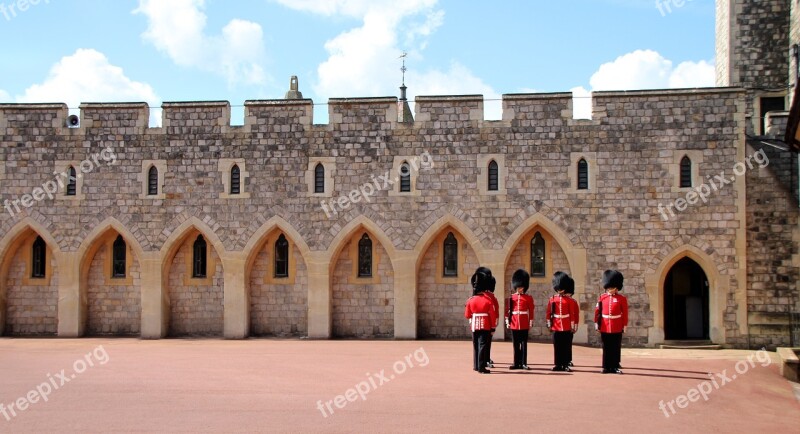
xmin=0 ymin=338 xmax=798 ymax=433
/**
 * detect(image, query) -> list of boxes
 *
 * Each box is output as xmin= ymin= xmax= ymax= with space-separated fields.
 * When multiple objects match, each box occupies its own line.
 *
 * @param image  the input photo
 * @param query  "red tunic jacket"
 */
xmin=485 ymin=292 xmax=499 ymax=329
xmin=546 ymin=294 xmax=578 ymax=332
xmin=506 ymin=293 xmax=534 ymax=330
xmin=465 ymin=293 xmax=497 ymax=332
xmin=593 ymin=292 xmax=628 ymax=333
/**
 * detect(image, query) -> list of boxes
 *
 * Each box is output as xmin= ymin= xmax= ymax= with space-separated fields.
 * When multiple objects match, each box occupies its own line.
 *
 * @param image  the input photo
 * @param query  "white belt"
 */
xmin=602 ymin=314 xmax=621 ymax=319
xmin=553 ymin=314 xmax=570 ymax=318
xmin=473 ymin=313 xmax=488 ymax=317
xmin=512 ymin=311 xmax=529 ymax=315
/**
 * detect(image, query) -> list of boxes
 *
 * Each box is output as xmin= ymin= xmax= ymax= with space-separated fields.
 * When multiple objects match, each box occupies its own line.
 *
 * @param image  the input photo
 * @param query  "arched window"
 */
xmin=530 ymin=232 xmax=545 ymax=277
xmin=357 ymin=234 xmax=372 ymax=278
xmin=274 ymin=234 xmax=289 ymax=278
xmin=443 ymin=232 xmax=458 ymax=277
xmin=112 ymin=235 xmax=127 ymax=278
xmin=192 ymin=235 xmax=207 ymax=278
xmin=66 ymin=166 xmax=77 ymax=196
xmin=577 ymin=159 xmax=589 ymax=190
xmin=488 ymin=160 xmax=499 ymax=191
xmin=399 ymin=162 xmax=411 ymax=192
xmin=230 ymin=164 xmax=241 ymax=195
xmin=31 ymin=236 xmax=46 ymax=278
xmin=680 ymin=156 xmax=692 ymax=188
xmin=314 ymin=163 xmax=325 ymax=194
xmin=147 ymin=166 xmax=159 ymax=196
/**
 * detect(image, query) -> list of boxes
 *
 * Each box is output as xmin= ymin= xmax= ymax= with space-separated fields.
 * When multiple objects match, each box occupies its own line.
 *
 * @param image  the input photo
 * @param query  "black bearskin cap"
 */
xmin=511 ymin=269 xmax=530 ymax=292
xmin=471 ymin=267 xmax=493 ymax=292
xmin=552 ymin=271 xmax=574 ymax=293
xmin=602 ymin=270 xmax=624 ymax=290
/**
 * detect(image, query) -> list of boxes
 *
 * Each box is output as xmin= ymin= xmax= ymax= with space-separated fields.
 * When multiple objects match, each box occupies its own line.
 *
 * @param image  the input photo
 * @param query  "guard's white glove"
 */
xmin=505 ymin=319 xmax=510 ymax=328
xmin=623 ymin=326 xmax=628 ymax=334
xmin=546 ymin=320 xmax=551 ymax=328
xmin=529 ymin=320 xmax=533 ymax=329
xmin=594 ymin=323 xmax=599 ymax=331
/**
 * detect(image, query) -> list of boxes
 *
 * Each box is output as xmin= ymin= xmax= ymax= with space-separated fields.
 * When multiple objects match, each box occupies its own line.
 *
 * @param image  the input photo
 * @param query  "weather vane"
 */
xmin=399 ymin=51 xmax=408 ymax=86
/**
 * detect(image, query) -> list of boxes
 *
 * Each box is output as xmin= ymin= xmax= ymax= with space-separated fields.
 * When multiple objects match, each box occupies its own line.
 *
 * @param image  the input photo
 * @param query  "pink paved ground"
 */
xmin=0 ymin=338 xmax=798 ymax=433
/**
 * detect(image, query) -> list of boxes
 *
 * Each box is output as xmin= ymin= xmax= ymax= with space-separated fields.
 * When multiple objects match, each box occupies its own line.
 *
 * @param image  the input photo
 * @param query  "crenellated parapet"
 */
xmin=161 ymin=101 xmax=231 ymax=134
xmin=244 ymin=99 xmax=313 ymax=133
xmin=0 ymin=103 xmax=69 ymax=133
xmin=501 ymin=92 xmax=572 ymax=126
xmin=414 ymin=95 xmax=484 ymax=124
xmin=0 ymin=88 xmax=749 ymax=138
xmin=79 ymin=102 xmax=150 ymax=132
xmin=328 ymin=97 xmax=398 ymax=131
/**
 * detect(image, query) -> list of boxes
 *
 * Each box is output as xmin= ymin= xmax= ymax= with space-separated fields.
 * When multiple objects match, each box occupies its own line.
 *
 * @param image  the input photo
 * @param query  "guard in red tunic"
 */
xmin=564 ymin=283 xmax=580 ymax=367
xmin=466 ymin=267 xmax=497 ymax=374
xmin=506 ymin=269 xmax=533 ymax=370
xmin=484 ymin=274 xmax=499 ymax=369
xmin=547 ymin=271 xmax=577 ymax=371
xmin=594 ymin=270 xmax=628 ymax=374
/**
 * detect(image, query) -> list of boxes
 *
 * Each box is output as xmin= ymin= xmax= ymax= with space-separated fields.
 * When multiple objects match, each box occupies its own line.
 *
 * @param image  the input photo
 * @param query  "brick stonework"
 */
xmin=504 ymin=232 xmax=572 ymax=341
xmin=167 ymin=242 xmax=224 ymax=336
xmin=86 ymin=246 xmax=141 ymax=336
xmin=745 ymin=142 xmax=800 ymax=349
xmin=4 ymin=250 xmax=58 ymax=335
xmin=332 ymin=238 xmax=394 ymax=338
xmin=250 ymin=245 xmax=308 ymax=337
xmin=417 ymin=238 xmax=479 ymax=339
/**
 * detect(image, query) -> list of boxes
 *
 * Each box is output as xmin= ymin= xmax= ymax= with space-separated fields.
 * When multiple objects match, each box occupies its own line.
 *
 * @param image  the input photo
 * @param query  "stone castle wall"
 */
xmin=0 ymin=87 xmax=795 ymax=348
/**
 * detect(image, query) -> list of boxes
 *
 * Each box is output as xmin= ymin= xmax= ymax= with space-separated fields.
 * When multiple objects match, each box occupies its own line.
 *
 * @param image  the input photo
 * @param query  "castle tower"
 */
xmin=716 ymin=0 xmax=792 ymax=134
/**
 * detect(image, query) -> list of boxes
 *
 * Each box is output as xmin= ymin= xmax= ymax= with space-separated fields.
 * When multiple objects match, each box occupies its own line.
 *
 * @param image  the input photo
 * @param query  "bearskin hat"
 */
xmin=602 ymin=269 xmax=624 ymax=290
xmin=552 ymin=271 xmax=574 ymax=293
xmin=511 ymin=269 xmax=530 ymax=292
xmin=487 ymin=275 xmax=497 ymax=293
xmin=471 ymin=267 xmax=493 ymax=292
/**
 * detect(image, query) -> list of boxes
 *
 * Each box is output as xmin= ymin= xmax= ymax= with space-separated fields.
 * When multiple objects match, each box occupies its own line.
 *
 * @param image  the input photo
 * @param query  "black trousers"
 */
xmin=553 ymin=331 xmax=572 ymax=367
xmin=511 ymin=329 xmax=529 ymax=367
xmin=600 ymin=332 xmax=623 ymax=370
xmin=486 ymin=330 xmax=495 ymax=365
xmin=472 ymin=330 xmax=491 ymax=371
xmin=567 ymin=332 xmax=574 ymax=364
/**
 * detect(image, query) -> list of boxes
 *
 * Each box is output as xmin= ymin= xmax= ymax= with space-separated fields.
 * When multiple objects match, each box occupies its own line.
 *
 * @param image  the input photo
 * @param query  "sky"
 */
xmin=0 ymin=0 xmax=716 ymax=124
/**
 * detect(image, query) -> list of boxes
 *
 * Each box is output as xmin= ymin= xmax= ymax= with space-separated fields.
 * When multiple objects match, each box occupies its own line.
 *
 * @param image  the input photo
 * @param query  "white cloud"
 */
xmin=589 ymin=49 xmax=714 ymax=91
xmin=668 ymin=60 xmax=716 ymax=88
xmin=573 ymin=49 xmax=716 ymax=119
xmin=16 ymin=49 xmax=161 ymax=125
xmin=274 ymin=0 xmax=502 ymax=119
xmin=134 ymin=0 xmax=266 ymax=86
xmin=0 ymin=89 xmax=10 ymax=102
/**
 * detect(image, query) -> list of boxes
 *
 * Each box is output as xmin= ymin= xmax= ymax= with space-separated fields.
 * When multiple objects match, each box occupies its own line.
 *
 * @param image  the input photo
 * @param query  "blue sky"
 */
xmin=0 ymin=0 xmax=716 ymax=123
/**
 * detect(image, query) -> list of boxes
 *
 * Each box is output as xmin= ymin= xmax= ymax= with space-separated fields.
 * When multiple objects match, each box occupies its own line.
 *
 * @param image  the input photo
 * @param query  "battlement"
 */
xmin=415 ymin=95 xmax=484 ymax=123
xmin=79 ymin=102 xmax=150 ymax=130
xmin=0 ymin=88 xmax=747 ymax=134
xmin=162 ymin=101 xmax=231 ymax=133
xmin=244 ymin=99 xmax=313 ymax=133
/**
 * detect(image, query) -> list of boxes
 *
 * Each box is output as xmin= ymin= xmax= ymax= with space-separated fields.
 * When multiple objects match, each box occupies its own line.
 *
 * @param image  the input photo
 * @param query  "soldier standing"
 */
xmin=466 ymin=268 xmax=497 ymax=374
xmin=564 ymin=281 xmax=580 ymax=367
xmin=594 ymin=270 xmax=628 ymax=374
xmin=547 ymin=272 xmax=577 ymax=372
xmin=506 ymin=269 xmax=533 ymax=370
